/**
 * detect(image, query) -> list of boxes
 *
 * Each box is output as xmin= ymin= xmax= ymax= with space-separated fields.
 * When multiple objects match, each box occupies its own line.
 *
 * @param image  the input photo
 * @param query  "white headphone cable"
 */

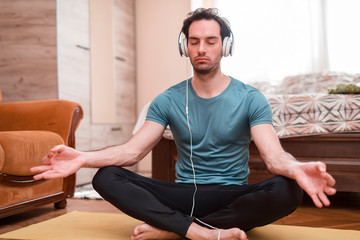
xmin=195 ymin=218 xmax=221 ymax=240
xmin=186 ymin=79 xmax=197 ymax=217
xmin=186 ymin=80 xmax=220 ymax=239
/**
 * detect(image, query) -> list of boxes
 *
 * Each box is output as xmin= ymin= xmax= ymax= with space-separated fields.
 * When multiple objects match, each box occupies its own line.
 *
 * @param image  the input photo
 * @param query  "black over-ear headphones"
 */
xmin=178 ymin=17 xmax=234 ymax=57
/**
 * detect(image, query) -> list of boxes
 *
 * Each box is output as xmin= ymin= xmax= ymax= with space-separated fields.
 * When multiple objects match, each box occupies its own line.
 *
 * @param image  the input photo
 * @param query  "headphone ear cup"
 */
xmin=222 ymin=36 xmax=232 ymax=57
xmin=178 ymin=31 xmax=188 ymax=57
xmin=182 ymin=38 xmax=188 ymax=57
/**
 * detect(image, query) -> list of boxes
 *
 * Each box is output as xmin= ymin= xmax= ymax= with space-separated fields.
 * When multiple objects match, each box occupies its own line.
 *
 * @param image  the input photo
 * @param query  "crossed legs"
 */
xmin=92 ymin=166 xmax=303 ymax=239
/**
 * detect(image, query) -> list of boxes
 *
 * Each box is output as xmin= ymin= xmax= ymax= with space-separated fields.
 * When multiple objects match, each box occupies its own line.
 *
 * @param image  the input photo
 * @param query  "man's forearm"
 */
xmin=263 ymin=151 xmax=301 ymax=179
xmin=81 ymin=122 xmax=164 ymax=168
xmin=82 ymin=144 xmax=144 ymax=168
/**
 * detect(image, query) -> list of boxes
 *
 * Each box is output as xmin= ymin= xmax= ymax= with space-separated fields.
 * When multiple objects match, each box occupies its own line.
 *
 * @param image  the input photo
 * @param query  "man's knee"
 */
xmin=92 ymin=166 xmax=127 ymax=192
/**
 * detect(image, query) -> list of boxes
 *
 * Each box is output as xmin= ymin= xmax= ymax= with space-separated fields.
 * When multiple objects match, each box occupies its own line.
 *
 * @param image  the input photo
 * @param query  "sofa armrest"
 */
xmin=0 ymin=100 xmax=83 ymax=147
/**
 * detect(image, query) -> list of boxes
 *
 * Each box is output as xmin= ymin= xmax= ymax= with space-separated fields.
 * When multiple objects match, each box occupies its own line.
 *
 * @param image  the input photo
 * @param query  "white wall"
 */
xmin=135 ymin=0 xmax=192 ymax=173
xmin=57 ymin=0 xmax=136 ymax=185
xmin=57 ymin=0 xmax=193 ymax=178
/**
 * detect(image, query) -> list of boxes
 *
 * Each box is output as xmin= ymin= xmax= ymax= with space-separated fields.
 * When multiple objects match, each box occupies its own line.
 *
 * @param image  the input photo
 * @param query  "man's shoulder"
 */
xmin=157 ymin=79 xmax=187 ymax=96
xmin=152 ymin=79 xmax=187 ymax=104
xmin=168 ymin=79 xmax=188 ymax=92
xmin=230 ymin=77 xmax=261 ymax=95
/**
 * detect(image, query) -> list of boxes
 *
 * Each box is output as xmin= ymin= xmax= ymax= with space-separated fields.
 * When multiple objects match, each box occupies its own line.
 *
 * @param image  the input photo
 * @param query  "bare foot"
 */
xmin=131 ymin=222 xmax=247 ymax=240
xmin=131 ymin=223 xmax=181 ymax=240
xmin=215 ymin=228 xmax=248 ymax=240
xmin=186 ymin=222 xmax=248 ymax=240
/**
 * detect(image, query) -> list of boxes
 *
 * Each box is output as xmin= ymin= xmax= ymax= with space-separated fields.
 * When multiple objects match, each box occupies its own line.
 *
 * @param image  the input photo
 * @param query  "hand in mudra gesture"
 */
xmin=31 ymin=145 xmax=84 ymax=180
xmin=294 ymin=161 xmax=336 ymax=208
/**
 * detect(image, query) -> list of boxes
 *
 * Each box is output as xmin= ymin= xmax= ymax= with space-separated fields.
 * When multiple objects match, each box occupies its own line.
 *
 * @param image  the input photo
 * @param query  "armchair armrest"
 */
xmin=0 ymin=100 xmax=83 ymax=147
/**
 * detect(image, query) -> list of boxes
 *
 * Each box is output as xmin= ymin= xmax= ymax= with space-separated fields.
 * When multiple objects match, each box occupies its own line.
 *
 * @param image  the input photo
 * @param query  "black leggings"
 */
xmin=92 ymin=166 xmax=303 ymax=238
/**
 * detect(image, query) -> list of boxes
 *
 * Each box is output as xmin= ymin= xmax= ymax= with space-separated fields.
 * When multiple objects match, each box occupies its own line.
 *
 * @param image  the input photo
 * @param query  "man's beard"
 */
xmin=193 ymin=62 xmax=220 ymax=75
xmin=191 ymin=54 xmax=221 ymax=75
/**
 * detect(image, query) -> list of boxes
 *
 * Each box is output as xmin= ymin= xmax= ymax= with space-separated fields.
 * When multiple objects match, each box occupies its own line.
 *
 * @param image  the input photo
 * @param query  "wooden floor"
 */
xmin=1 ymin=192 xmax=360 ymax=235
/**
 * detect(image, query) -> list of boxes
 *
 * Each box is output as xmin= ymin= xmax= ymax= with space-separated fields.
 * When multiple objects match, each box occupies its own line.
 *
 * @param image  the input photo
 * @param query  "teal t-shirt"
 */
xmin=146 ymin=77 xmax=273 ymax=185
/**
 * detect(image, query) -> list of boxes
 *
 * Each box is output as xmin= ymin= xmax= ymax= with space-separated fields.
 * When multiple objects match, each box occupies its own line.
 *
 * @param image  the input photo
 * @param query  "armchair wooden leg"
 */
xmin=54 ymin=199 xmax=67 ymax=209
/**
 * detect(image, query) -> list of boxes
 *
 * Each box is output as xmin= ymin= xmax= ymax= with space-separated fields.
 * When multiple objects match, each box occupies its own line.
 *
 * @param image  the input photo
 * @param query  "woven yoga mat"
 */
xmin=1 ymin=211 xmax=359 ymax=240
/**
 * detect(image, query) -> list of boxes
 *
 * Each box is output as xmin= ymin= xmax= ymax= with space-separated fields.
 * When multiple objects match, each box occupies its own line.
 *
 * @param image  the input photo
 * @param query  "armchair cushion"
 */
xmin=0 ymin=131 xmax=64 ymax=176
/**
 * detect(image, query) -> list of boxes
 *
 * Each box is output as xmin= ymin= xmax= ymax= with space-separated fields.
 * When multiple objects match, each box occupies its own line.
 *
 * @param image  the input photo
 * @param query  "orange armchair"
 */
xmin=0 ymin=90 xmax=83 ymax=218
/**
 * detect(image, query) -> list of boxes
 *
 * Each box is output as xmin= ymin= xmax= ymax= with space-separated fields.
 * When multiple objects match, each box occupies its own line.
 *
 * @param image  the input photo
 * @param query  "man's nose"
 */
xmin=198 ymin=41 xmax=206 ymax=55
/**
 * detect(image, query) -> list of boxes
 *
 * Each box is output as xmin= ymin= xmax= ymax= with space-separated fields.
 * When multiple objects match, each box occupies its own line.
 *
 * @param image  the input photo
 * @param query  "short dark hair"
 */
xmin=181 ymin=8 xmax=231 ymax=42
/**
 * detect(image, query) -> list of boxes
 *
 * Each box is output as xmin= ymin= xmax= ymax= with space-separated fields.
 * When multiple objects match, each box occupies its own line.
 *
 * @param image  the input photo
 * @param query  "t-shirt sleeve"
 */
xmin=146 ymin=91 xmax=171 ymax=128
xmin=246 ymin=89 xmax=273 ymax=127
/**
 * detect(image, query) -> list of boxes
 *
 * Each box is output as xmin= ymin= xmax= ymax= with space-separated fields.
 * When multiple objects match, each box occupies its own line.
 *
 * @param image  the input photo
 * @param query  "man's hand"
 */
xmin=31 ymin=145 xmax=85 ymax=180
xmin=293 ymin=161 xmax=336 ymax=208
xmin=250 ymin=124 xmax=337 ymax=208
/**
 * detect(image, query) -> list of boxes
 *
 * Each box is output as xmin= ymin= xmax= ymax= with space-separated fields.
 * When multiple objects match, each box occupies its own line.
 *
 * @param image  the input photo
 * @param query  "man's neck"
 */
xmin=192 ymin=70 xmax=231 ymax=99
